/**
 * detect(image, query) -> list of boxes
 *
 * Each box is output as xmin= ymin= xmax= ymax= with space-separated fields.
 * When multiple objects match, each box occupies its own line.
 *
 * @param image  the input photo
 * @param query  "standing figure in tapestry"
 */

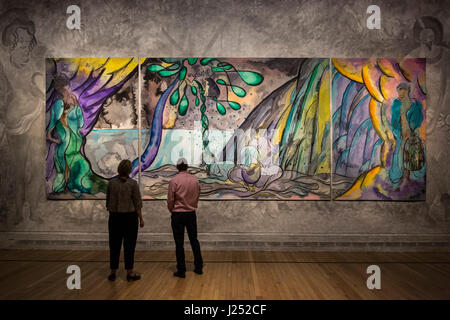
xmin=47 ymin=74 xmax=93 ymax=194
xmin=389 ymin=82 xmax=425 ymax=190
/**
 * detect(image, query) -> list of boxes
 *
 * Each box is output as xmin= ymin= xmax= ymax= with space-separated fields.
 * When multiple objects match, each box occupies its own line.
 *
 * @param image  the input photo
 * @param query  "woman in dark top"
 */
xmin=106 ymin=159 xmax=144 ymax=281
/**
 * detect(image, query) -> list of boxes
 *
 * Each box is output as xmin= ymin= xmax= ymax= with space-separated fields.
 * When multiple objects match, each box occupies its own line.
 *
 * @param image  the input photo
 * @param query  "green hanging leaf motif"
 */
xmin=217 ymin=62 xmax=233 ymax=70
xmin=147 ymin=64 xmax=165 ymax=72
xmin=170 ymin=88 xmax=179 ymax=105
xmin=200 ymin=58 xmax=214 ymax=65
xmin=195 ymin=80 xmax=203 ymax=90
xmin=179 ymin=66 xmax=186 ymax=80
xmin=195 ymin=97 xmax=199 ymax=106
xmin=216 ymin=79 xmax=227 ymax=85
xmin=158 ymin=69 xmax=180 ymax=77
xmin=191 ymin=85 xmax=197 ymax=95
xmin=237 ymin=71 xmax=264 ymax=85
xmin=211 ymin=67 xmax=225 ymax=72
xmin=187 ymin=58 xmax=198 ymax=65
xmin=201 ymin=113 xmax=209 ymax=127
xmin=165 ymin=63 xmax=180 ymax=70
xmin=216 ymin=102 xmax=226 ymax=115
xmin=179 ymin=94 xmax=189 ymax=116
xmin=228 ymin=101 xmax=241 ymax=110
xmin=231 ymin=85 xmax=246 ymax=97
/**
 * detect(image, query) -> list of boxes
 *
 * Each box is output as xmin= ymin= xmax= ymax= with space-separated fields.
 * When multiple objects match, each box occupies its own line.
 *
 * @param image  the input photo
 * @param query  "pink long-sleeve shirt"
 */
xmin=167 ymin=171 xmax=200 ymax=212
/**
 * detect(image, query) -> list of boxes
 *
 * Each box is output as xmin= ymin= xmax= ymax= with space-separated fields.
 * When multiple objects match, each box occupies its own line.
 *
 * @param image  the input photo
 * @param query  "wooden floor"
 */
xmin=0 ymin=250 xmax=449 ymax=299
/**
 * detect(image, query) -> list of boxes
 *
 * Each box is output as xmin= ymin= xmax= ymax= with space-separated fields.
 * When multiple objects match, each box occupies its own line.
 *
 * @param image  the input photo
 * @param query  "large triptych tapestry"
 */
xmin=45 ymin=57 xmax=425 ymax=201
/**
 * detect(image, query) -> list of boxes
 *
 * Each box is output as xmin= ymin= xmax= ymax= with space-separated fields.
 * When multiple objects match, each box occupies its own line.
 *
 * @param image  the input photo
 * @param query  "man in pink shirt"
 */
xmin=167 ymin=158 xmax=203 ymax=278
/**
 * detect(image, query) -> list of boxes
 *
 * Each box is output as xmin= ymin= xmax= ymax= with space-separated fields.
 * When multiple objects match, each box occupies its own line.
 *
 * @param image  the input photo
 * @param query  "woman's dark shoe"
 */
xmin=127 ymin=273 xmax=141 ymax=281
xmin=108 ymin=273 xmax=116 ymax=281
xmin=173 ymin=271 xmax=186 ymax=278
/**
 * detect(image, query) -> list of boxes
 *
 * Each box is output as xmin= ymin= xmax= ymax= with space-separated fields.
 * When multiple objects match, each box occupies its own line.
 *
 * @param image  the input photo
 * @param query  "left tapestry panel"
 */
xmin=45 ymin=58 xmax=141 ymax=199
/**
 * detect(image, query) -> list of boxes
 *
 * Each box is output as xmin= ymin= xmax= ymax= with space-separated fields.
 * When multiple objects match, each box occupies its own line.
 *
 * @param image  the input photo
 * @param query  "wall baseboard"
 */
xmin=1 ymin=232 xmax=449 ymax=252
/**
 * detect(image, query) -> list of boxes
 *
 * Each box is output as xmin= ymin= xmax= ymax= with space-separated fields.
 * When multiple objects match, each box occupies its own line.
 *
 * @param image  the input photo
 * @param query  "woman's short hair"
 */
xmin=118 ymin=159 xmax=132 ymax=178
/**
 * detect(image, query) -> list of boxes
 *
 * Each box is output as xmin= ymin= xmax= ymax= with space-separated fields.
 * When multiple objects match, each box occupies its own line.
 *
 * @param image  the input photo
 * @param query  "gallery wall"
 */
xmin=0 ymin=0 xmax=449 ymax=250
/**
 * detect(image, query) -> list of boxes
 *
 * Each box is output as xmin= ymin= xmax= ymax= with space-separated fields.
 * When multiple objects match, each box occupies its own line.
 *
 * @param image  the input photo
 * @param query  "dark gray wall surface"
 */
xmin=0 ymin=0 xmax=449 ymax=249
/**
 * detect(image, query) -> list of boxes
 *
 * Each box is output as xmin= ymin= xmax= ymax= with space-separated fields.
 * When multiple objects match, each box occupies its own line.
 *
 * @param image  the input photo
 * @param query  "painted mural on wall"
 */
xmin=1 ymin=8 xmax=47 ymax=223
xmin=331 ymin=58 xmax=426 ymax=200
xmin=140 ymin=58 xmax=331 ymax=200
xmin=45 ymin=58 xmax=141 ymax=199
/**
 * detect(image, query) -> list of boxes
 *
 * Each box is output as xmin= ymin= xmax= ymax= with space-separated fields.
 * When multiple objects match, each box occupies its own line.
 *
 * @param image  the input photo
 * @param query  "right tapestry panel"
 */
xmin=331 ymin=58 xmax=426 ymax=200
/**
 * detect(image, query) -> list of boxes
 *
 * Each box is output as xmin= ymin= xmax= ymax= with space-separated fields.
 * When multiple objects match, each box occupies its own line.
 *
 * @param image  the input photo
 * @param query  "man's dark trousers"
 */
xmin=171 ymin=211 xmax=203 ymax=273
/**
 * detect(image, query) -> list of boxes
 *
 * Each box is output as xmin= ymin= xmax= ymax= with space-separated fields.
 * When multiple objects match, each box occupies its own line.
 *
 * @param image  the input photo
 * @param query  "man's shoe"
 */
xmin=127 ymin=273 xmax=141 ymax=281
xmin=194 ymin=269 xmax=203 ymax=275
xmin=173 ymin=271 xmax=186 ymax=278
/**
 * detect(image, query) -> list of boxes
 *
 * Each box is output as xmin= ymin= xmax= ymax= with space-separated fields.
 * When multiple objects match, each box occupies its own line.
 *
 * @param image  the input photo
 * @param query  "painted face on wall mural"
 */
xmin=9 ymin=27 xmax=34 ymax=68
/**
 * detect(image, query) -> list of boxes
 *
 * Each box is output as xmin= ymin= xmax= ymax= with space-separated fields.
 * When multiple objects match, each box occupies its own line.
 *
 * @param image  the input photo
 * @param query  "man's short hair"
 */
xmin=176 ymin=158 xmax=188 ymax=171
